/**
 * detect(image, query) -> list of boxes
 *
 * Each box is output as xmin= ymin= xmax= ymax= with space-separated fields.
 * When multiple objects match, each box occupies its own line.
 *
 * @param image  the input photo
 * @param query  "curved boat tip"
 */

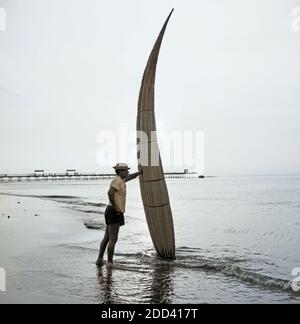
xmin=138 ymin=8 xmax=175 ymax=113
xmin=168 ymin=8 xmax=175 ymax=20
xmin=161 ymin=8 xmax=175 ymax=34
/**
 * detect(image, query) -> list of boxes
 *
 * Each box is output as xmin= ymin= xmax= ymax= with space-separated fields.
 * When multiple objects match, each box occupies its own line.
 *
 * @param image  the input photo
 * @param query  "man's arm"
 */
xmin=125 ymin=171 xmax=142 ymax=183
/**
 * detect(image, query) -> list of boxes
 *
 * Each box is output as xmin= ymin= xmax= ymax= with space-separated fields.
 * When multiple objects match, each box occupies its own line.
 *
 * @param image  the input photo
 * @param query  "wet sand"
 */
xmin=0 ymin=195 xmax=103 ymax=304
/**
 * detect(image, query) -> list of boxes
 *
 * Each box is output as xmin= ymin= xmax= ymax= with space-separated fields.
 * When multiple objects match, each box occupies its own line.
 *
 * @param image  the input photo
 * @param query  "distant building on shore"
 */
xmin=34 ymin=170 xmax=45 ymax=175
xmin=66 ymin=169 xmax=77 ymax=176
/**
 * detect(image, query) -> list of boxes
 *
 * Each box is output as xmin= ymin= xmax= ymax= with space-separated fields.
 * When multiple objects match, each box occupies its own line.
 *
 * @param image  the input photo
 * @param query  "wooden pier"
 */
xmin=0 ymin=171 xmax=200 ymax=183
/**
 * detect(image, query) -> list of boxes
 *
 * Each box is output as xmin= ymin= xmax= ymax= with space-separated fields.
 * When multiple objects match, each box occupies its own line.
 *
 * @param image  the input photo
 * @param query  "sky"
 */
xmin=0 ymin=0 xmax=299 ymax=175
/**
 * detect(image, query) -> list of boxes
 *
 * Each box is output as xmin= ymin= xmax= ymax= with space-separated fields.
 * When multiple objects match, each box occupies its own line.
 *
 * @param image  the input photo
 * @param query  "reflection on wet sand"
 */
xmin=96 ymin=259 xmax=175 ymax=304
xmin=96 ymin=265 xmax=116 ymax=304
xmin=149 ymin=261 xmax=175 ymax=304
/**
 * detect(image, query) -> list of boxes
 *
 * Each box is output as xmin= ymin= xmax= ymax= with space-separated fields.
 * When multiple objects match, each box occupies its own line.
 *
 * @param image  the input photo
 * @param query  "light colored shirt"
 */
xmin=110 ymin=175 xmax=127 ymax=213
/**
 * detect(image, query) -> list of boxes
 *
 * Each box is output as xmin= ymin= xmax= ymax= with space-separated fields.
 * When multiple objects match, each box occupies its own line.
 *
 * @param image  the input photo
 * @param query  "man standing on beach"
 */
xmin=96 ymin=163 xmax=142 ymax=267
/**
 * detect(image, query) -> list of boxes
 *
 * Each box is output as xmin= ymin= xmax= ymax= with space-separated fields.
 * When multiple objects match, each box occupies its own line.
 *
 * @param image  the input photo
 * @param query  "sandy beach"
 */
xmin=0 ymin=194 xmax=104 ymax=304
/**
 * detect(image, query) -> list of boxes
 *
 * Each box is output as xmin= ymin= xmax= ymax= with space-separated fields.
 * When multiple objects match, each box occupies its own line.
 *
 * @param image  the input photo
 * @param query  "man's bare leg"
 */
xmin=107 ymin=223 xmax=120 ymax=263
xmin=96 ymin=226 xmax=109 ymax=266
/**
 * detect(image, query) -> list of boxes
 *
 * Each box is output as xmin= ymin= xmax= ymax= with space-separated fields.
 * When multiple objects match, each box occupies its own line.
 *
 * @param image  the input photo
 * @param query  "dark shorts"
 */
xmin=105 ymin=205 xmax=125 ymax=226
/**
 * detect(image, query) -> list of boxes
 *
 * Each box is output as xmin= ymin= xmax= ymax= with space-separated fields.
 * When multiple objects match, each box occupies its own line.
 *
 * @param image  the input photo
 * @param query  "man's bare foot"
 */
xmin=96 ymin=259 xmax=104 ymax=267
xmin=106 ymin=262 xmax=113 ymax=269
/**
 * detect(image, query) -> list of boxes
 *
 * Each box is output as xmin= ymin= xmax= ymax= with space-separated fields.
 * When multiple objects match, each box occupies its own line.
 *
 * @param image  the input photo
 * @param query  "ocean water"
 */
xmin=0 ymin=175 xmax=300 ymax=304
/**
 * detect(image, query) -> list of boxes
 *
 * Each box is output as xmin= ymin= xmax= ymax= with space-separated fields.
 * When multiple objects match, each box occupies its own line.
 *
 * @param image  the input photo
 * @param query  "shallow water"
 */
xmin=0 ymin=176 xmax=300 ymax=303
